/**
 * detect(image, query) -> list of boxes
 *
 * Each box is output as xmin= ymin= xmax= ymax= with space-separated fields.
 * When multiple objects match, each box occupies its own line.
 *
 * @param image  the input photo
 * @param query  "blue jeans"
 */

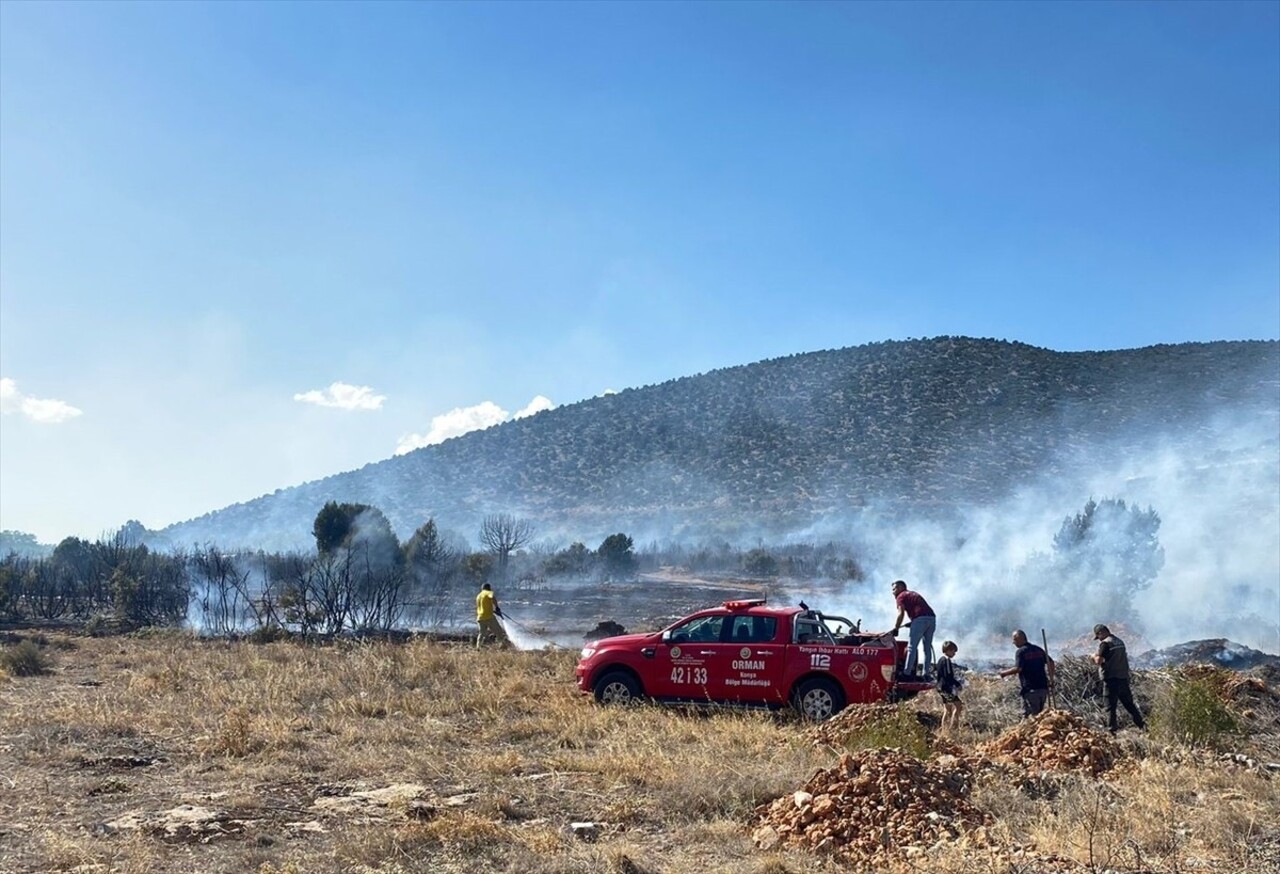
xmin=905 ymin=615 xmax=936 ymax=676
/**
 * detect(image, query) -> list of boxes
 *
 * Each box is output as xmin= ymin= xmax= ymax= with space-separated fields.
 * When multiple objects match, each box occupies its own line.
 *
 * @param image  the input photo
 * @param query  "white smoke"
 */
xmin=293 ymin=381 xmax=387 ymax=411
xmin=781 ymin=413 xmax=1280 ymax=659
xmin=1123 ymin=426 xmax=1279 ymax=653
xmin=0 ymin=377 xmax=83 ymax=424
xmin=395 ymin=395 xmax=556 ymax=455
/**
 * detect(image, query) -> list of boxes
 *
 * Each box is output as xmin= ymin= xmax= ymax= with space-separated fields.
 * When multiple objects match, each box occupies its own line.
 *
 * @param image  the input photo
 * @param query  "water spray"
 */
xmin=498 ymin=611 xmax=574 ymax=651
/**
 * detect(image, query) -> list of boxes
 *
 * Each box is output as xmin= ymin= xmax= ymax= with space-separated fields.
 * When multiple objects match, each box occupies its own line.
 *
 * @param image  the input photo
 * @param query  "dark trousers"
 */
xmin=1022 ymin=688 xmax=1048 ymax=717
xmin=1104 ymin=677 xmax=1145 ymax=731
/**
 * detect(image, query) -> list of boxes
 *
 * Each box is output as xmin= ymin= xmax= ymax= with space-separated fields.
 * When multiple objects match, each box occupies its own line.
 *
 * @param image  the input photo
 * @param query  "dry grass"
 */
xmin=1 ymin=632 xmax=1276 ymax=873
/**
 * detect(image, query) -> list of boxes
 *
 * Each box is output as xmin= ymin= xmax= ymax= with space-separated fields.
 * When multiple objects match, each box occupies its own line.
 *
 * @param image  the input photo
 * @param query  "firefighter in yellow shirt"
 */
xmin=475 ymin=583 xmax=511 ymax=648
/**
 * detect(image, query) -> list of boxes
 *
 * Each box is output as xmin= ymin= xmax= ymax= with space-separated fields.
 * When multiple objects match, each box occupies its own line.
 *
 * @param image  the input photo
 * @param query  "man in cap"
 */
xmin=1093 ymin=623 xmax=1146 ymax=733
xmin=999 ymin=629 xmax=1055 ymax=717
xmin=891 ymin=579 xmax=937 ymax=678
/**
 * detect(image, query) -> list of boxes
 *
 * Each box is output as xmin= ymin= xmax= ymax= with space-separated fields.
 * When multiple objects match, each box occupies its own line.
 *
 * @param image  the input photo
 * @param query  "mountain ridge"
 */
xmin=161 ymin=336 xmax=1280 ymax=550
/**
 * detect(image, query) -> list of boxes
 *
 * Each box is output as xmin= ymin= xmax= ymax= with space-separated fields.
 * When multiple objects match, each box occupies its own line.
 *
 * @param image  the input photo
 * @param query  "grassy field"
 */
xmin=1 ymin=631 xmax=1277 ymax=874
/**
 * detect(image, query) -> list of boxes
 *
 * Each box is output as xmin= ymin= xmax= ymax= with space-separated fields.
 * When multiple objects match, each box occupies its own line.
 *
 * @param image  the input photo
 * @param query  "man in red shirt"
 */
xmin=891 ymin=579 xmax=937 ymax=678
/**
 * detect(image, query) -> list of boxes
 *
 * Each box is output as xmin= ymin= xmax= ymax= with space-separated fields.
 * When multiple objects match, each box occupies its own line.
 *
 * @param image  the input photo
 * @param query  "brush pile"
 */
xmin=752 ymin=748 xmax=989 ymax=863
xmin=977 ymin=710 xmax=1118 ymax=776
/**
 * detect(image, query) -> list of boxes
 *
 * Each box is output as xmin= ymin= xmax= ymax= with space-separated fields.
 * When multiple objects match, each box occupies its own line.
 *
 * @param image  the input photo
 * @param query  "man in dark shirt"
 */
xmin=1093 ymin=623 xmax=1146 ymax=733
xmin=891 ymin=580 xmax=937 ymax=678
xmin=999 ymin=629 xmax=1055 ymax=717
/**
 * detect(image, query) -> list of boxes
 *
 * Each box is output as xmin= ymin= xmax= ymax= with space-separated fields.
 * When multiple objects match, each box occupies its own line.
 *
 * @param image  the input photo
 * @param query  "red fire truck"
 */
xmin=575 ymin=598 xmax=936 ymax=719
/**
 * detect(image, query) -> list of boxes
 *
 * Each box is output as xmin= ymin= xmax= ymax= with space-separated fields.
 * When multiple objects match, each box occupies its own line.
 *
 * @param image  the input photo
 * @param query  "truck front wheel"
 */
xmin=593 ymin=670 xmax=641 ymax=705
xmin=793 ymin=677 xmax=843 ymax=721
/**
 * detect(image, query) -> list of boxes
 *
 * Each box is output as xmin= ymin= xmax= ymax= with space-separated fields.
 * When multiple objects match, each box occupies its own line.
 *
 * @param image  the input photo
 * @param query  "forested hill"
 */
xmin=162 ymin=337 xmax=1280 ymax=551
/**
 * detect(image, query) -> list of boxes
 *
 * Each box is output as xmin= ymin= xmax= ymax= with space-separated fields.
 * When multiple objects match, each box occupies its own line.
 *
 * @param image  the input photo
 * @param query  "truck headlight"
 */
xmin=580 ymin=646 xmax=596 ymax=659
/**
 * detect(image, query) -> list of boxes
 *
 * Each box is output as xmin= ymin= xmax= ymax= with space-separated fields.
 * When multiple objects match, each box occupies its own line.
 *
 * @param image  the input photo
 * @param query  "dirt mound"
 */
xmin=752 ymin=748 xmax=989 ymax=863
xmin=977 ymin=710 xmax=1119 ymax=776
xmin=808 ymin=703 xmax=936 ymax=748
xmin=1055 ymin=622 xmax=1153 ymax=657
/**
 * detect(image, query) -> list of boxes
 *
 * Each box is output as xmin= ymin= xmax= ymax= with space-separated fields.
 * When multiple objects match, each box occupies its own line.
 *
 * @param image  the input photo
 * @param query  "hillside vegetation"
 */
xmin=163 ymin=338 xmax=1280 ymax=550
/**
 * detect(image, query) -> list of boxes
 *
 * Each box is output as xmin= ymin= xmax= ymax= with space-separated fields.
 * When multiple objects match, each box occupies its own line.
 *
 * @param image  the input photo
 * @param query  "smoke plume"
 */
xmin=788 ymin=412 xmax=1279 ymax=658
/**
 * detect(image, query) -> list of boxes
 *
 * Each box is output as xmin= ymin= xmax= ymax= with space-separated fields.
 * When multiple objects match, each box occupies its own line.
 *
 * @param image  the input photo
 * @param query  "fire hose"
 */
xmin=498 ymin=611 xmax=574 ymax=650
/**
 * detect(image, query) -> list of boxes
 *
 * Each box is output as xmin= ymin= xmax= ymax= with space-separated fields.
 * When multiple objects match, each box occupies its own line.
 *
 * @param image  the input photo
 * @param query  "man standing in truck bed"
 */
xmin=891 ymin=580 xmax=937 ymax=679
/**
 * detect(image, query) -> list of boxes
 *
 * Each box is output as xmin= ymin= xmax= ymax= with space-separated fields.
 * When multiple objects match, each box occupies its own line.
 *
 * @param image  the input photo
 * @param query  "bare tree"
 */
xmin=191 ymin=546 xmax=253 ymax=635
xmin=349 ymin=537 xmax=408 ymax=633
xmin=19 ymin=558 xmax=68 ymax=619
xmin=479 ymin=514 xmax=534 ymax=583
xmin=404 ymin=519 xmax=458 ymax=627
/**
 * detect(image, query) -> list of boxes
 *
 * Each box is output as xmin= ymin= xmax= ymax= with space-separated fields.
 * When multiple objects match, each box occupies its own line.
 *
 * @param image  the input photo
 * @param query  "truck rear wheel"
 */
xmin=593 ymin=670 xmax=640 ymax=705
xmin=793 ymin=677 xmax=843 ymax=721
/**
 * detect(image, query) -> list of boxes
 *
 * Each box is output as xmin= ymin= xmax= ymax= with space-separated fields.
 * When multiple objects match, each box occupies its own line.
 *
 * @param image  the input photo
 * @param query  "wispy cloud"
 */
xmin=396 ymin=395 xmax=556 ymax=455
xmin=0 ymin=377 xmax=83 ymax=424
xmin=293 ymin=382 xmax=386 ymax=411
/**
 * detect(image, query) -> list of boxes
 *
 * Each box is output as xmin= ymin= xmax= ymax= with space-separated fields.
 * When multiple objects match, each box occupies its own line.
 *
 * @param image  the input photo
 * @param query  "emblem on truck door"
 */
xmin=848 ymin=662 xmax=868 ymax=682
xmin=740 ymin=647 xmax=752 ymax=659
xmin=670 ymin=646 xmax=682 ymax=659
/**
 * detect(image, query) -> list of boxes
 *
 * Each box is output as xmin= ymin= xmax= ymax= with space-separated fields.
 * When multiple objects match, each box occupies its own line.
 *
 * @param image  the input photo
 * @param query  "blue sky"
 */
xmin=2 ymin=1 xmax=1277 ymax=543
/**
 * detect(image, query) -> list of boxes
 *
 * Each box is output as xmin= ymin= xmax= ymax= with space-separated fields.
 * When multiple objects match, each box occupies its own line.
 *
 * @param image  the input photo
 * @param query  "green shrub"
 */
xmin=1 ymin=639 xmax=53 ymax=676
xmin=1152 ymin=676 xmax=1238 ymax=747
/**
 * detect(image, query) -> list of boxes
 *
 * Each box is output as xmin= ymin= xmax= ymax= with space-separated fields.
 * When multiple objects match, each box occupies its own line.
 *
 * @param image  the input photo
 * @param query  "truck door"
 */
xmin=722 ymin=614 xmax=786 ymax=704
xmin=828 ymin=647 xmax=887 ymax=704
xmin=838 ymin=641 xmax=898 ymax=704
xmin=653 ymin=614 xmax=725 ymax=699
